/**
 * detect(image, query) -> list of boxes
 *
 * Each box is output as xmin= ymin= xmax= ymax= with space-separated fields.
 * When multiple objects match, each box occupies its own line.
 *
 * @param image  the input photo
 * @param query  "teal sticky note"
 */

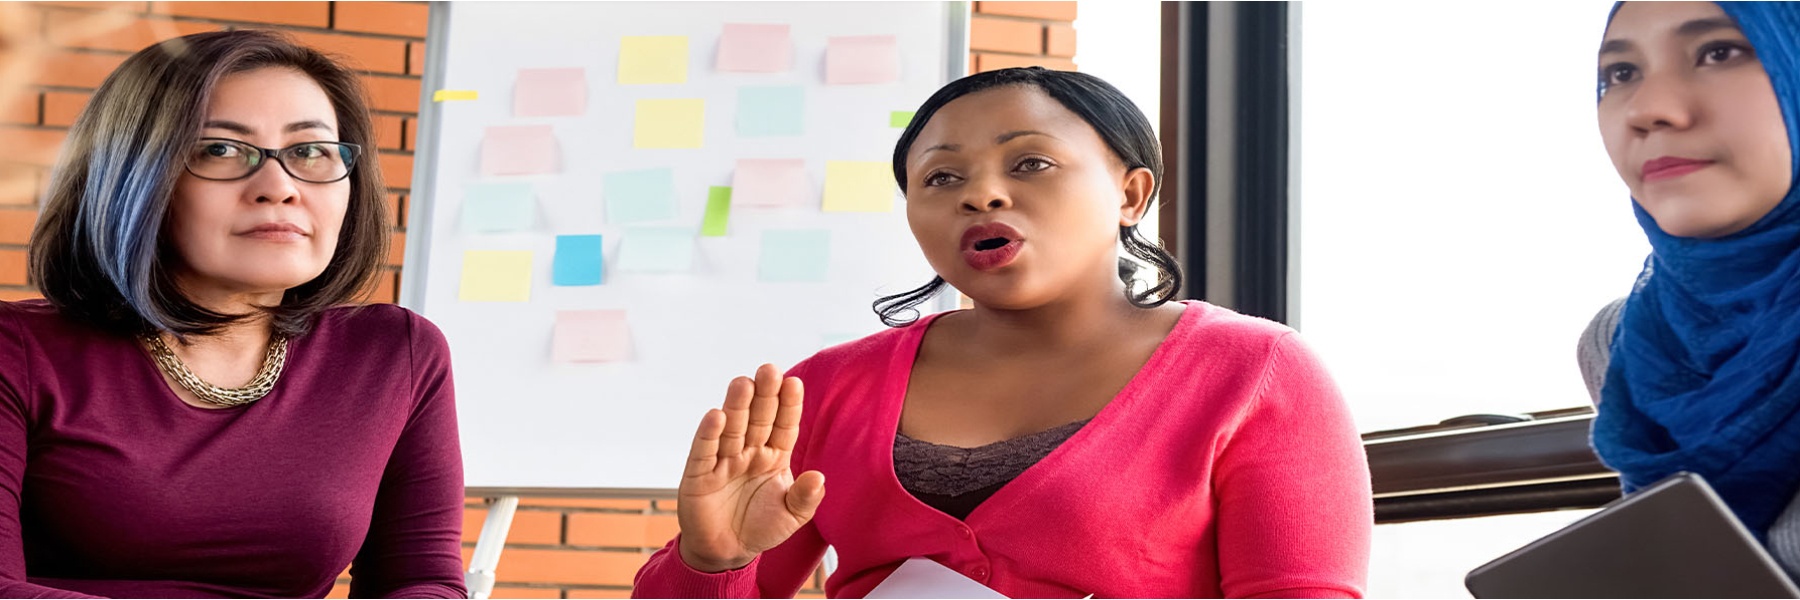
xmin=604 ymin=168 xmax=678 ymax=224
xmin=737 ymin=86 xmax=804 ymax=137
xmin=553 ymin=235 xmax=604 ymax=286
xmin=619 ymin=227 xmax=697 ymax=273
xmin=462 ymin=182 xmax=535 ymax=232
xmin=758 ymin=229 xmax=829 ymax=282
xmin=889 ymin=110 xmax=914 ymax=128
xmin=701 ymin=187 xmax=731 ymax=237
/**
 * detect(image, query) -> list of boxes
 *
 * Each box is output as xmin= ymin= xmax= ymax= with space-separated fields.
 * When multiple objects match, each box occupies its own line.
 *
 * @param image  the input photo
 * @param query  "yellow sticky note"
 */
xmin=633 ymin=99 xmax=705 ymax=149
xmin=433 ymin=90 xmax=478 ymax=102
xmin=619 ymin=36 xmax=688 ymax=85
xmin=459 ymin=250 xmax=533 ymax=302
xmin=822 ymin=161 xmax=895 ymax=212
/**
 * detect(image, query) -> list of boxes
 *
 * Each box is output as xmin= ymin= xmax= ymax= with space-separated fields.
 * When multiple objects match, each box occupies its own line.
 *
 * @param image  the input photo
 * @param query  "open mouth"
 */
xmin=973 ymin=237 xmax=1011 ymax=251
xmin=960 ymin=222 xmax=1025 ymax=271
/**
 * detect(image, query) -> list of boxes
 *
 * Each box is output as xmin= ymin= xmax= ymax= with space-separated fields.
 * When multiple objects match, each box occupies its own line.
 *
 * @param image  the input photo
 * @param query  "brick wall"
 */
xmin=0 ymin=1 xmax=1077 ymax=597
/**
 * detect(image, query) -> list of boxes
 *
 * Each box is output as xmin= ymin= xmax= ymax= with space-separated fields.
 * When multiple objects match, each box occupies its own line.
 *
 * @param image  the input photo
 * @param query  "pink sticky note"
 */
xmin=826 ymin=35 xmax=899 ymax=84
xmin=481 ymin=125 xmax=557 ymax=176
xmin=515 ymin=67 xmax=587 ymax=117
xmin=732 ymin=159 xmax=808 ymax=208
xmin=717 ymin=23 xmax=792 ymax=73
xmin=552 ymin=310 xmax=630 ymax=363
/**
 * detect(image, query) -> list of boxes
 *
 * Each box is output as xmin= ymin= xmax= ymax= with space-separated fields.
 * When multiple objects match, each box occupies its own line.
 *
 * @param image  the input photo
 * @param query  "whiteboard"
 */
xmin=402 ymin=2 xmax=968 ymax=491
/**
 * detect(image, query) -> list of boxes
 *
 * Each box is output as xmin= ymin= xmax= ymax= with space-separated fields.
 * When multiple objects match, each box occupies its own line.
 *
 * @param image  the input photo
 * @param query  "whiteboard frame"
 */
xmin=402 ymin=1 xmax=971 ymax=495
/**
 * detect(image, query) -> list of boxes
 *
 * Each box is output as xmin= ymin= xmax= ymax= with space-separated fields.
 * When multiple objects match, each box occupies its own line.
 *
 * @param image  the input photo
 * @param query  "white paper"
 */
xmin=865 ymin=557 xmax=1009 ymax=599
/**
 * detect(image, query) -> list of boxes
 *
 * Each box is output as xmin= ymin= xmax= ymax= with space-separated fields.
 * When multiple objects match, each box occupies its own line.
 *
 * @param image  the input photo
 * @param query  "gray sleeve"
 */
xmin=1576 ymin=298 xmax=1628 ymax=405
xmin=1770 ymin=492 xmax=1800 ymax=580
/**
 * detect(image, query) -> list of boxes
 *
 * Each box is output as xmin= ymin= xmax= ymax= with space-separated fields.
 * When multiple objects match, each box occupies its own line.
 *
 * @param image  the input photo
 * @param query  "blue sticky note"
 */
xmin=604 ymin=168 xmax=678 ymax=224
xmin=758 ymin=229 xmax=829 ymax=282
xmin=618 ymin=227 xmax=697 ymax=273
xmin=553 ymin=235 xmax=604 ymax=286
xmin=462 ymin=183 xmax=535 ymax=232
xmin=736 ymin=86 xmax=804 ymax=137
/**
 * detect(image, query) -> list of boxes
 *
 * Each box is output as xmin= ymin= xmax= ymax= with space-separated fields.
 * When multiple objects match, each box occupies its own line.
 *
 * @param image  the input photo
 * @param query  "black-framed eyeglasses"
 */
xmin=184 ymin=137 xmax=362 ymax=184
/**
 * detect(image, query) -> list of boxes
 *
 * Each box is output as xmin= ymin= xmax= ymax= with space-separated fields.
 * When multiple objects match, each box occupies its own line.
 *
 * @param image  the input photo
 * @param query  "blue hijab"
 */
xmin=1592 ymin=2 xmax=1800 ymax=537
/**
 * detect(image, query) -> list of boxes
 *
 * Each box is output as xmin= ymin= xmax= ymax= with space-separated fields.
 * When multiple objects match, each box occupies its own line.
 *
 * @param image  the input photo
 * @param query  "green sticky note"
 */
xmin=604 ymin=168 xmax=677 ymax=224
xmin=461 ymin=182 xmax=535 ymax=232
xmin=459 ymin=250 xmax=533 ymax=302
xmin=889 ymin=110 xmax=915 ymax=128
xmin=822 ymin=161 xmax=895 ymax=213
xmin=702 ymin=186 xmax=732 ymax=237
xmin=737 ymin=86 xmax=804 ymax=137
xmin=758 ymin=229 xmax=830 ymax=282
xmin=619 ymin=36 xmax=688 ymax=84
xmin=618 ymin=227 xmax=697 ymax=273
xmin=634 ymin=98 xmax=705 ymax=149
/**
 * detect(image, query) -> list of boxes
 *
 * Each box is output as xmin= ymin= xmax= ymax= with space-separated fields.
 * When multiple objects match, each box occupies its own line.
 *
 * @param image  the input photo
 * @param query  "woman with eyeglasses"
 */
xmin=0 ymin=30 xmax=466 ymax=597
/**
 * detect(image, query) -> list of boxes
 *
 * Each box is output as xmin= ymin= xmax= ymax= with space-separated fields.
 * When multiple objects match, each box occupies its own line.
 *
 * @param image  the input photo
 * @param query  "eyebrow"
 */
xmin=919 ymin=130 xmax=1057 ymax=155
xmin=202 ymin=119 xmax=336 ymax=135
xmin=1599 ymin=17 xmax=1740 ymax=57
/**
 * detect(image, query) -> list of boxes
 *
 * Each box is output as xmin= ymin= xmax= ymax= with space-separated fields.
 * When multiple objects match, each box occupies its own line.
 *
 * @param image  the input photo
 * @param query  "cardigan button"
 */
xmin=972 ymin=566 xmax=989 ymax=580
xmin=960 ymin=526 xmax=972 ymax=538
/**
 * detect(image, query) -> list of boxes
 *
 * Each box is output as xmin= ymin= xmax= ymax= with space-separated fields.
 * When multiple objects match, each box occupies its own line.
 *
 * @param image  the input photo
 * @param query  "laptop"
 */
xmin=1465 ymin=472 xmax=1800 ymax=598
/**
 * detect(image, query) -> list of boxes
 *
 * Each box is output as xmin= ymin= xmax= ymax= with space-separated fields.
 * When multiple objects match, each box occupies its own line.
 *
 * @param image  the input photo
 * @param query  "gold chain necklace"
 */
xmin=142 ymin=333 xmax=290 ymax=407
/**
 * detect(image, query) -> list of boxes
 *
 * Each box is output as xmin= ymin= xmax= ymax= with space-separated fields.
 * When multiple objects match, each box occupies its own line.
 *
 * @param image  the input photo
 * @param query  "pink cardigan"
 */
xmin=633 ymin=301 xmax=1372 ymax=598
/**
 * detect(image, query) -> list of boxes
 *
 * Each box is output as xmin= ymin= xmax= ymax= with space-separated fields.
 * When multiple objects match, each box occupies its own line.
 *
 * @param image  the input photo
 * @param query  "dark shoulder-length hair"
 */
xmin=29 ymin=29 xmax=389 ymax=339
xmin=874 ymin=66 xmax=1182 ymax=327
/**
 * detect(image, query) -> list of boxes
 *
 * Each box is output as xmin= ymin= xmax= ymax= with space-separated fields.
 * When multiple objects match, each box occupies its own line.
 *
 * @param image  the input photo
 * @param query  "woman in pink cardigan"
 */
xmin=633 ymin=67 xmax=1372 ymax=599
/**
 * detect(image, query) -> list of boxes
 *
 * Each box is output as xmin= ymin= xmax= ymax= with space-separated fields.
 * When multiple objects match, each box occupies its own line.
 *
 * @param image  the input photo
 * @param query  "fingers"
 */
xmin=744 ymin=364 xmax=783 ymax=450
xmin=683 ymin=409 xmax=725 ymax=479
xmin=785 ymin=470 xmax=826 ymax=523
xmin=717 ymin=376 xmax=753 ymax=458
xmin=768 ymin=376 xmax=804 ymax=452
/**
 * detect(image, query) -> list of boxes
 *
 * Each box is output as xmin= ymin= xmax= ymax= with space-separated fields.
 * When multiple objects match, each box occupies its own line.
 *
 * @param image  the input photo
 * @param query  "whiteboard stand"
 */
xmin=464 ymin=496 xmax=519 ymax=599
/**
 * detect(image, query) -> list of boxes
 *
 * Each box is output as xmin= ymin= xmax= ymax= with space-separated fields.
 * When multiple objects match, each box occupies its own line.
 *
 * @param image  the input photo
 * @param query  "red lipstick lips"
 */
xmin=1642 ymin=156 xmax=1714 ymax=183
xmin=960 ymin=222 xmax=1024 ymax=271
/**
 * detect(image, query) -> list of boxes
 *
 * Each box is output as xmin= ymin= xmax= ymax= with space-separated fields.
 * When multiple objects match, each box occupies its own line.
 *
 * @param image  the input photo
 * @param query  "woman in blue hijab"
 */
xmin=1582 ymin=0 xmax=1800 ymax=570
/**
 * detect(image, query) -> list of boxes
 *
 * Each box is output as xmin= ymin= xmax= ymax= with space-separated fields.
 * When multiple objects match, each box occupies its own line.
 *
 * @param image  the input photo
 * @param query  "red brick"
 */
xmin=334 ymin=2 xmax=429 ymax=38
xmin=493 ymin=548 xmax=647 ymax=587
xmin=974 ymin=1 xmax=1076 ymax=21
xmin=0 ymin=129 xmax=68 ymax=168
xmin=325 ymin=583 xmax=349 ymax=599
xmin=378 ymin=152 xmax=413 ymax=190
xmin=0 ymin=289 xmax=42 ymax=302
xmin=29 ymin=2 xmax=148 ymax=11
xmin=975 ymin=52 xmax=1076 ymax=73
xmin=373 ymin=114 xmax=404 ymax=151
xmin=406 ymin=41 xmax=425 ymax=76
xmin=363 ymin=75 xmax=422 ymax=114
xmin=363 ymin=268 xmax=397 ymax=304
xmin=492 ymin=587 xmax=563 ymax=599
xmin=149 ymin=1 xmax=329 ymax=27
xmin=41 ymin=91 xmax=90 ymax=128
xmin=652 ymin=499 xmax=678 ymax=513
xmin=517 ymin=498 xmax=652 ymax=511
xmin=0 ymin=210 xmax=38 ymax=245
xmin=44 ymin=11 xmax=214 ymax=53
xmin=1 ymin=94 xmax=38 ymax=126
xmin=31 ymin=51 xmax=128 ymax=89
xmin=796 ymin=593 xmax=827 ymax=599
xmin=386 ymin=231 xmax=405 ymax=266
xmin=1046 ymin=23 xmax=1076 ymax=58
xmin=566 ymin=512 xmax=654 ymax=548
xmin=462 ymin=507 xmax=561 ymax=545
xmin=566 ymin=590 xmax=633 ymax=599
xmin=970 ymin=16 xmax=1043 ymax=55
xmin=287 ymin=30 xmax=409 ymax=75
xmin=402 ymin=117 xmax=416 ymax=151
xmin=0 ymin=166 xmax=38 ymax=207
xmin=0 ymin=250 xmax=29 ymax=286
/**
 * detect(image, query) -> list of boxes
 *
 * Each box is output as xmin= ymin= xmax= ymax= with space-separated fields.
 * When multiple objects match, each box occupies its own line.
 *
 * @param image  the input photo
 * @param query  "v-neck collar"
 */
xmin=875 ymin=301 xmax=1201 ymax=527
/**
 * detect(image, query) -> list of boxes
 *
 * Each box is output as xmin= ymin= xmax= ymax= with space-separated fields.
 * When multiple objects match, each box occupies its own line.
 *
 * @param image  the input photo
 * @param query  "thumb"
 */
xmin=785 ymin=470 xmax=826 ymax=522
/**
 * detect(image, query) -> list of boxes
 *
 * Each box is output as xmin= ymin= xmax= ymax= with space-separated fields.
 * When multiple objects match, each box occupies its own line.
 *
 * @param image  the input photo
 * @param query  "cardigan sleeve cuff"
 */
xmin=632 ymin=534 xmax=763 ymax=598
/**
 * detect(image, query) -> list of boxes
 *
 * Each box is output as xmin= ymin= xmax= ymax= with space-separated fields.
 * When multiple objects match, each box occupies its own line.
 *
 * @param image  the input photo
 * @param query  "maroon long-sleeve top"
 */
xmin=0 ymin=300 xmax=467 ymax=598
